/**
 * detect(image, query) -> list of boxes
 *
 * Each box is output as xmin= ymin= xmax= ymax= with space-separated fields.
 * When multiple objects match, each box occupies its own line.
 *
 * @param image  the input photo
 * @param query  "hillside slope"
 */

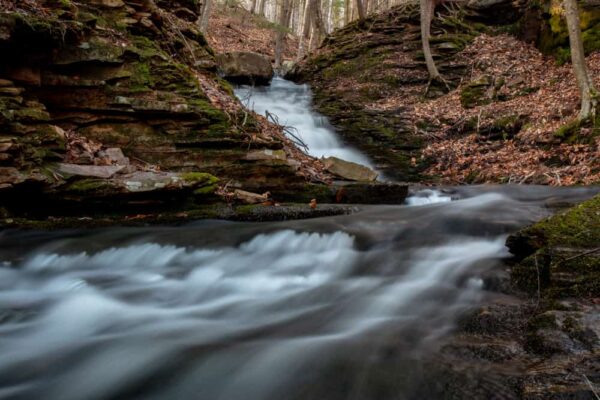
xmin=291 ymin=1 xmax=600 ymax=184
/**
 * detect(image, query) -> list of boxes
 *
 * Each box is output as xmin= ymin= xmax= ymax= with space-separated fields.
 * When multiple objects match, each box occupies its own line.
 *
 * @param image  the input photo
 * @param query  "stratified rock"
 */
xmin=245 ymin=149 xmax=287 ymax=162
xmin=322 ymin=157 xmax=378 ymax=182
xmin=216 ymin=51 xmax=274 ymax=85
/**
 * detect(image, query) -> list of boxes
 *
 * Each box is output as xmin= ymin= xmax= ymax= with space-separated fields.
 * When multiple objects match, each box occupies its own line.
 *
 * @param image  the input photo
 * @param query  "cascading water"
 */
xmin=0 ymin=185 xmax=598 ymax=400
xmin=235 ymin=77 xmax=374 ymax=168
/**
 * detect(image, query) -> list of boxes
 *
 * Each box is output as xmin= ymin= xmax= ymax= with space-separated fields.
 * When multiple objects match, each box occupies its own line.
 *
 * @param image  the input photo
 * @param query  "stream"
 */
xmin=235 ymin=77 xmax=374 ymax=168
xmin=0 ymin=78 xmax=598 ymax=400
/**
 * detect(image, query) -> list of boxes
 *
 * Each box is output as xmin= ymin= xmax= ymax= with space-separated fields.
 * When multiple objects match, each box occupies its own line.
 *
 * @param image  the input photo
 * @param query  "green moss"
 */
xmin=128 ymin=62 xmax=155 ymax=92
xmin=193 ymin=184 xmax=218 ymax=195
xmin=528 ymin=195 xmax=600 ymax=249
xmin=554 ymin=115 xmax=600 ymax=144
xmin=66 ymin=179 xmax=114 ymax=194
xmin=180 ymin=172 xmax=219 ymax=185
xmin=217 ymin=78 xmax=235 ymax=97
xmin=511 ymin=195 xmax=600 ymax=298
xmin=538 ymin=5 xmax=600 ymax=63
xmin=460 ymin=83 xmax=490 ymax=109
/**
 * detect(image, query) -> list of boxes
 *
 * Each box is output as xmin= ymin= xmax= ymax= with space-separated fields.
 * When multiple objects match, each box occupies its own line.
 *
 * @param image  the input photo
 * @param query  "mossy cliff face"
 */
xmin=289 ymin=2 xmax=521 ymax=181
xmin=0 ymin=0 xmax=317 ymax=223
xmin=530 ymin=0 xmax=600 ymax=64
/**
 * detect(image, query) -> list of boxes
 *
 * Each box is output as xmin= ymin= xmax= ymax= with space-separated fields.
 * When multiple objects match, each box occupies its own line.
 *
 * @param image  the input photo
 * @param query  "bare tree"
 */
xmin=355 ymin=0 xmax=366 ymax=21
xmin=344 ymin=0 xmax=351 ymax=24
xmin=297 ymin=0 xmax=312 ymax=60
xmin=198 ymin=0 xmax=213 ymax=33
xmin=310 ymin=0 xmax=327 ymax=48
xmin=275 ymin=0 xmax=293 ymax=68
xmin=258 ymin=0 xmax=267 ymax=16
xmin=564 ymin=0 xmax=597 ymax=119
xmin=420 ymin=0 xmax=440 ymax=82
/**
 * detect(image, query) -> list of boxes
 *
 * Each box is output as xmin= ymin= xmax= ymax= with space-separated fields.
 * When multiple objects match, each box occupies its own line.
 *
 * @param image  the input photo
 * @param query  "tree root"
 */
xmin=424 ymin=75 xmax=452 ymax=96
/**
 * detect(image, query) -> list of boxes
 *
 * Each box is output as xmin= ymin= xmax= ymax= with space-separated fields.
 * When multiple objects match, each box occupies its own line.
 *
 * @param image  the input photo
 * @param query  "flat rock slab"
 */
xmin=58 ymin=163 xmax=126 ymax=178
xmin=322 ymin=157 xmax=378 ymax=182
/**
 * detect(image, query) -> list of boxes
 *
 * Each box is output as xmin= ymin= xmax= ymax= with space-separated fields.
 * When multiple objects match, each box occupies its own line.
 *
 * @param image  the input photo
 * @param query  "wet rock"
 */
xmin=322 ymin=157 xmax=378 ymax=182
xmin=216 ymin=51 xmax=274 ymax=85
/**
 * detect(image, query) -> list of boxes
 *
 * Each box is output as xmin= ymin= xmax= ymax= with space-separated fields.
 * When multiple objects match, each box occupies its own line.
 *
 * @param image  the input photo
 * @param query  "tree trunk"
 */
xmin=296 ymin=0 xmax=312 ymax=60
xmin=198 ymin=0 xmax=213 ymax=33
xmin=564 ymin=0 xmax=597 ymax=119
xmin=258 ymin=0 xmax=267 ymax=16
xmin=325 ymin=0 xmax=333 ymax=33
xmin=420 ymin=0 xmax=440 ymax=81
xmin=251 ymin=0 xmax=258 ymax=14
xmin=311 ymin=0 xmax=326 ymax=43
xmin=344 ymin=0 xmax=351 ymax=25
xmin=275 ymin=0 xmax=293 ymax=68
xmin=355 ymin=0 xmax=365 ymax=20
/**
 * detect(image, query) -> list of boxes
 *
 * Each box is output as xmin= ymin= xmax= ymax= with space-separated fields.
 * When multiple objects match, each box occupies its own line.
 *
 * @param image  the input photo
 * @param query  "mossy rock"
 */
xmin=508 ymin=195 xmax=600 ymax=298
xmin=460 ymin=76 xmax=494 ymax=108
xmin=480 ymin=114 xmax=527 ymax=140
xmin=554 ymin=115 xmax=600 ymax=144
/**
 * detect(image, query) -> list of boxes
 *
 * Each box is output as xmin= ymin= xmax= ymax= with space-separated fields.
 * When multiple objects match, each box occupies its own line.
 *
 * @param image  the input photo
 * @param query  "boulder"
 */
xmin=279 ymin=60 xmax=296 ymax=76
xmin=322 ymin=157 xmax=378 ymax=182
xmin=216 ymin=52 xmax=274 ymax=85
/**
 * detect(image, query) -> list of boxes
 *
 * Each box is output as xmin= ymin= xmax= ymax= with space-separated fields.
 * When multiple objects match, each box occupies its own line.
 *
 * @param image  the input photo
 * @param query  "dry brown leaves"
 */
xmin=414 ymin=34 xmax=600 ymax=185
xmin=206 ymin=5 xmax=301 ymax=61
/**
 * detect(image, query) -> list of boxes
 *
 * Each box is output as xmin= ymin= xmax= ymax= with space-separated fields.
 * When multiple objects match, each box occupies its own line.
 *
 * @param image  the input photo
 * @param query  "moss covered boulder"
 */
xmin=507 ymin=194 xmax=600 ymax=298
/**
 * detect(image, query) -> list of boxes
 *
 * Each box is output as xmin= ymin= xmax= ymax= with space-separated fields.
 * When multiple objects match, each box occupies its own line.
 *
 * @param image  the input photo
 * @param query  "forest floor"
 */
xmin=207 ymin=4 xmax=301 ymax=61
xmin=415 ymin=34 xmax=600 ymax=186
